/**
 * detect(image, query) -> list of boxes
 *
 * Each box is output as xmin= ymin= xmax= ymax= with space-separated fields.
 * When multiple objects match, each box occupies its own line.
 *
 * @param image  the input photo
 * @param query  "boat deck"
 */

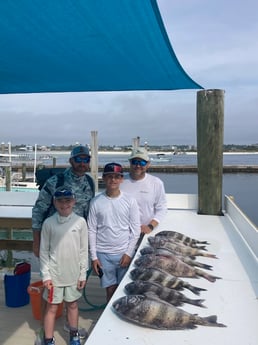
xmin=0 ymin=193 xmax=258 ymax=344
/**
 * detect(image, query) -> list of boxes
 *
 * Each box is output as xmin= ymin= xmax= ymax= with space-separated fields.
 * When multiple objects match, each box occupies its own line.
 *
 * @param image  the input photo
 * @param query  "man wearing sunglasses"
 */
xmin=32 ymin=145 xmax=94 ymax=343
xmin=120 ymin=147 xmax=167 ymax=238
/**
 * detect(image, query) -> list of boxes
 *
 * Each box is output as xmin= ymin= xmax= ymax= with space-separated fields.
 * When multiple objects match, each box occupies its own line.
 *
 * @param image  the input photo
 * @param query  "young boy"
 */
xmin=88 ymin=163 xmax=141 ymax=302
xmin=40 ymin=187 xmax=88 ymax=345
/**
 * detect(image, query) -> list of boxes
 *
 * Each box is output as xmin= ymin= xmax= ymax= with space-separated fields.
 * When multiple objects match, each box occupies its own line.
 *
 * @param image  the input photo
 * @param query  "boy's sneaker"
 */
xmin=64 ymin=322 xmax=88 ymax=340
xmin=70 ymin=335 xmax=81 ymax=345
xmin=34 ymin=327 xmax=44 ymax=345
xmin=44 ymin=338 xmax=55 ymax=345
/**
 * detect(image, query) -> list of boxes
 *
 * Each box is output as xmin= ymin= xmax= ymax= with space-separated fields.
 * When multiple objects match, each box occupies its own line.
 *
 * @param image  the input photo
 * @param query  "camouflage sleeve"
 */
xmin=31 ymin=175 xmax=58 ymax=230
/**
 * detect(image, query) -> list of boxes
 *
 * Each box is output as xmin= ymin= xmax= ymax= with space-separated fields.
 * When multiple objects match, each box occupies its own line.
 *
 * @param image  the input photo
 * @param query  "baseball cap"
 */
xmin=54 ymin=187 xmax=75 ymax=199
xmin=70 ymin=145 xmax=90 ymax=158
xmin=103 ymin=162 xmax=123 ymax=176
xmin=129 ymin=148 xmax=149 ymax=162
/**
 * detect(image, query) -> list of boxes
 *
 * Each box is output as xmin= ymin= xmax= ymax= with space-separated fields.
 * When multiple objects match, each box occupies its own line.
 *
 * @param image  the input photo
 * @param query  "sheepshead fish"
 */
xmin=124 ymin=280 xmax=206 ymax=308
xmin=140 ymin=246 xmax=213 ymax=270
xmin=156 ymin=230 xmax=210 ymax=248
xmin=112 ymin=294 xmax=226 ymax=330
xmin=134 ymin=254 xmax=221 ymax=282
xmin=130 ymin=267 xmax=206 ymax=295
xmin=148 ymin=236 xmax=217 ymax=259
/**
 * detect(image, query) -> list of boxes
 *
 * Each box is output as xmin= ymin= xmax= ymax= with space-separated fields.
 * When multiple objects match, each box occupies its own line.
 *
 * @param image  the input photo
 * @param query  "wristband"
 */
xmin=147 ymin=224 xmax=154 ymax=231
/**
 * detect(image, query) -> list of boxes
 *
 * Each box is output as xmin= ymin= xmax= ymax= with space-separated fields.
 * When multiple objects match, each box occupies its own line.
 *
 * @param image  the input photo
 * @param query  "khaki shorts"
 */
xmin=43 ymin=284 xmax=82 ymax=304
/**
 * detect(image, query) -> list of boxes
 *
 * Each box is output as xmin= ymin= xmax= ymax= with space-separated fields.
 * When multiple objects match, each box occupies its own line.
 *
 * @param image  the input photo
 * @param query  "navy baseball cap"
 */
xmin=103 ymin=163 xmax=123 ymax=176
xmin=54 ymin=187 xmax=75 ymax=199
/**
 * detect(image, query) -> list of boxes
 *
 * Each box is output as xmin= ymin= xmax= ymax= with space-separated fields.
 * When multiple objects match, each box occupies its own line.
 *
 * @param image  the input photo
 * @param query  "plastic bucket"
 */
xmin=4 ymin=271 xmax=31 ymax=307
xmin=27 ymin=280 xmax=63 ymax=320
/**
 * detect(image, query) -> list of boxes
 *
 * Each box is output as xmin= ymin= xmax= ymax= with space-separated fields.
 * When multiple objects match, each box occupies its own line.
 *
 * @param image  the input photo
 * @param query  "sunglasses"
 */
xmin=131 ymin=159 xmax=148 ymax=167
xmin=54 ymin=190 xmax=74 ymax=198
xmin=73 ymin=156 xmax=90 ymax=163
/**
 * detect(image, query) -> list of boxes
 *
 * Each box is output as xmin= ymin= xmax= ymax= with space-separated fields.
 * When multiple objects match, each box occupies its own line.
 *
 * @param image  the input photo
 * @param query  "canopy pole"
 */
xmin=197 ymin=89 xmax=224 ymax=216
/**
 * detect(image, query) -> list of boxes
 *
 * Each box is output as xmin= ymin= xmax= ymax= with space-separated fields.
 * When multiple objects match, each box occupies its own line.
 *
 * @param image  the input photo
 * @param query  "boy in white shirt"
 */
xmin=88 ymin=163 xmax=141 ymax=302
xmin=40 ymin=187 xmax=88 ymax=345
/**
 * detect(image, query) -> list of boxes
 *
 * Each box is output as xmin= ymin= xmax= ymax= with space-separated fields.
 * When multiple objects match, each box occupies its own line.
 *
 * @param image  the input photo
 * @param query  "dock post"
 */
xmin=197 ymin=89 xmax=224 ymax=215
xmin=91 ymin=130 xmax=98 ymax=193
xmin=6 ymin=166 xmax=11 ymax=191
xmin=22 ymin=163 xmax=26 ymax=181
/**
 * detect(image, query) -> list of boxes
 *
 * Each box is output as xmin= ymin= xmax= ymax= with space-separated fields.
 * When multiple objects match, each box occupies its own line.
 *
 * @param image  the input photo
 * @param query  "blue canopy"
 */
xmin=0 ymin=0 xmax=202 ymax=94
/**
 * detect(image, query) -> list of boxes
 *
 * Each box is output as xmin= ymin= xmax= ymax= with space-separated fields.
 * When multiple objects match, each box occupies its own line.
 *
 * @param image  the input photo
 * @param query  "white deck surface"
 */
xmin=85 ymin=194 xmax=258 ymax=345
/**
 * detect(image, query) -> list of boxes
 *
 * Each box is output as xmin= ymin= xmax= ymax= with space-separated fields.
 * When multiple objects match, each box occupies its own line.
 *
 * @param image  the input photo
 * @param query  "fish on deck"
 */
xmin=148 ymin=236 xmax=217 ymax=258
xmin=155 ymin=230 xmax=210 ymax=248
xmin=140 ymin=246 xmax=213 ymax=270
xmin=112 ymin=294 xmax=226 ymax=330
xmin=124 ymin=280 xmax=206 ymax=308
xmin=130 ymin=266 xmax=206 ymax=295
xmin=134 ymin=253 xmax=221 ymax=282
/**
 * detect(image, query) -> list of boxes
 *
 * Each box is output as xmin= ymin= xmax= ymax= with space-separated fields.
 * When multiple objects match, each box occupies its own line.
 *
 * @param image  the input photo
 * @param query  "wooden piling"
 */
xmin=22 ymin=163 xmax=26 ymax=181
xmin=197 ymin=89 xmax=224 ymax=215
xmin=91 ymin=131 xmax=99 ymax=193
xmin=5 ymin=166 xmax=11 ymax=191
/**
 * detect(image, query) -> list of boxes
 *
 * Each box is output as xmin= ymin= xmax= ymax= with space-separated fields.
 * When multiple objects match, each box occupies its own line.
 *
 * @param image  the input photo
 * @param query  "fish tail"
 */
xmin=196 ymin=299 xmax=206 ymax=308
xmin=186 ymin=284 xmax=207 ymax=295
xmin=201 ymin=315 xmax=227 ymax=327
xmin=203 ymin=253 xmax=218 ymax=259
xmin=187 ymin=298 xmax=206 ymax=308
xmin=198 ymin=240 xmax=210 ymax=245
xmin=199 ymin=263 xmax=213 ymax=271
xmin=196 ymin=245 xmax=208 ymax=251
xmin=196 ymin=269 xmax=221 ymax=282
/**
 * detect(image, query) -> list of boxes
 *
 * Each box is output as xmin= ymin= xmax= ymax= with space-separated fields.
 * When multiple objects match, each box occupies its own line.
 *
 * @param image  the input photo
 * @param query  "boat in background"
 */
xmin=150 ymin=153 xmax=172 ymax=163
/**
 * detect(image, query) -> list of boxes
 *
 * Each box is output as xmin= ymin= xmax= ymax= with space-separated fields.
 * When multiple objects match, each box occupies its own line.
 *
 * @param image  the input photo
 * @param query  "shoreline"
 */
xmin=7 ymin=164 xmax=258 ymax=174
xmin=18 ymin=150 xmax=258 ymax=156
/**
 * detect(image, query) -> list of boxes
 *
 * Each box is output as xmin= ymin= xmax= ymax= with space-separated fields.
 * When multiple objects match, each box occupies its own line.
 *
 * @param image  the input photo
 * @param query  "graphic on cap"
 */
xmin=103 ymin=162 xmax=123 ymax=175
xmin=70 ymin=145 xmax=90 ymax=158
xmin=129 ymin=148 xmax=149 ymax=162
xmin=54 ymin=187 xmax=75 ymax=199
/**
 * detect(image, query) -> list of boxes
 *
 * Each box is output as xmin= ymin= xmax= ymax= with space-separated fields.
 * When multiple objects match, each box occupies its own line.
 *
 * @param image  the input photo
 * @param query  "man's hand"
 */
xmin=33 ymin=230 xmax=41 ymax=257
xmin=141 ymin=224 xmax=152 ymax=234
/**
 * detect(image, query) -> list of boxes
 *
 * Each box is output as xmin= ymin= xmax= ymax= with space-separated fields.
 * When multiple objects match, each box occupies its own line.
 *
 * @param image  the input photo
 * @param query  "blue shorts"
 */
xmin=97 ymin=252 xmax=128 ymax=288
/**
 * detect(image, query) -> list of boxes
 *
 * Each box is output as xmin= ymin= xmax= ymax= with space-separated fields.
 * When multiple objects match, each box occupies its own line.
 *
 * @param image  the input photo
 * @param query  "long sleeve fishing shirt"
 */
xmin=40 ymin=211 xmax=88 ymax=285
xmin=32 ymin=168 xmax=94 ymax=230
xmin=120 ymin=173 xmax=167 ymax=225
xmin=87 ymin=191 xmax=141 ymax=261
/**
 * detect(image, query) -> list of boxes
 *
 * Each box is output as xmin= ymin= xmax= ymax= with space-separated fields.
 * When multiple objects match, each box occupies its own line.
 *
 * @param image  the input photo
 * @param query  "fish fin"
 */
xmin=196 ymin=245 xmax=208 ymax=251
xmin=203 ymin=315 xmax=227 ymax=327
xmin=187 ymin=285 xmax=207 ymax=295
xmin=197 ymin=269 xmax=222 ymax=282
xmin=196 ymin=299 xmax=206 ymax=308
xmin=201 ymin=263 xmax=213 ymax=271
xmin=205 ymin=253 xmax=218 ymax=259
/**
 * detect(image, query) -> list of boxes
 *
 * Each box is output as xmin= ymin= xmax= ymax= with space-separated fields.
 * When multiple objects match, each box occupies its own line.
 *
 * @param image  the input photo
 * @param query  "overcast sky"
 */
xmin=1 ymin=0 xmax=258 ymax=147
